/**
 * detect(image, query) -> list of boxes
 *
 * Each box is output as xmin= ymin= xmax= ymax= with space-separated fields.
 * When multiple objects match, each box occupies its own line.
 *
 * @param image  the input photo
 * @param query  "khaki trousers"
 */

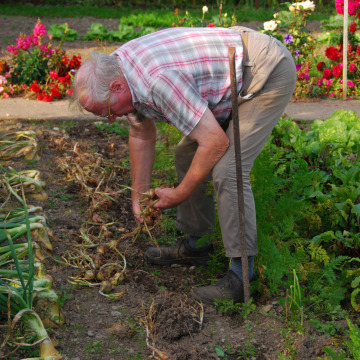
xmin=175 ymin=31 xmax=296 ymax=258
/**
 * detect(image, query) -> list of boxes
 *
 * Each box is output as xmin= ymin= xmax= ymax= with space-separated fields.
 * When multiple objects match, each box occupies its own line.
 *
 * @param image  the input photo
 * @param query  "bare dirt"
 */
xmin=0 ymin=119 xmax=336 ymax=360
xmin=0 ymin=15 xmax=342 ymax=360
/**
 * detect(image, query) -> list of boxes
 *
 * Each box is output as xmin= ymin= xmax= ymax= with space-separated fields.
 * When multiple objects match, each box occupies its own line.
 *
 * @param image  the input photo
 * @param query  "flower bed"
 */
xmin=0 ymin=19 xmax=81 ymax=101
xmin=1 ymin=3 xmax=360 ymax=102
xmin=262 ymin=0 xmax=360 ymax=100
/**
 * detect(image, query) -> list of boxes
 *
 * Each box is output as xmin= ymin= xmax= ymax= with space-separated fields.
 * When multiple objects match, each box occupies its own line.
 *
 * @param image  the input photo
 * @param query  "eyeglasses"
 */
xmin=107 ymin=98 xmax=113 ymax=120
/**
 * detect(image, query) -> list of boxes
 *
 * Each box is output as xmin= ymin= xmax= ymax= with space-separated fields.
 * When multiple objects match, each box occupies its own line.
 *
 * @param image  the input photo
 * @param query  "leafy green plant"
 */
xmin=215 ymin=297 xmax=256 ymax=318
xmin=253 ymin=110 xmax=360 ymax=320
xmin=323 ymin=317 xmax=360 ymax=360
xmin=83 ymin=22 xmax=110 ymax=41
xmin=48 ymin=23 xmax=79 ymax=41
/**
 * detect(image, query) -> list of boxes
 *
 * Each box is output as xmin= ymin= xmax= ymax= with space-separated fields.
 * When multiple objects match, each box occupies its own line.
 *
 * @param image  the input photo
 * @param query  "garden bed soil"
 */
xmin=0 ymin=119 xmax=337 ymax=360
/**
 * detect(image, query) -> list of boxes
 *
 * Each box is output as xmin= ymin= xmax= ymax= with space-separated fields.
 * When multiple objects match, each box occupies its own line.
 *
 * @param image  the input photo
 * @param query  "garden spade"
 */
xmin=228 ymin=47 xmax=250 ymax=303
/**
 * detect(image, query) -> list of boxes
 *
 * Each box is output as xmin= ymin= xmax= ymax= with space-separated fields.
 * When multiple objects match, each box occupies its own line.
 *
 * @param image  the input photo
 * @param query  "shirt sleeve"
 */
xmin=147 ymin=70 xmax=208 ymax=136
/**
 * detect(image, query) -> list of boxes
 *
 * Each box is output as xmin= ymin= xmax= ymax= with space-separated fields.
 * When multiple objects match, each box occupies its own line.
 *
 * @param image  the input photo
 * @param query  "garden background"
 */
xmin=1 ymin=1 xmax=360 ymax=360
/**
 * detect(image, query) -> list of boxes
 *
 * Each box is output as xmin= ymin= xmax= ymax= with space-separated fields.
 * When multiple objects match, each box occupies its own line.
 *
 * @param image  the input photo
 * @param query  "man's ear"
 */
xmin=109 ymin=78 xmax=126 ymax=93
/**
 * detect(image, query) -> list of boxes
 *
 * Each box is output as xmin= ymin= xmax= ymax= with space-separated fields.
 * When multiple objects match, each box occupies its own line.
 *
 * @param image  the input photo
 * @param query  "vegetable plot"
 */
xmin=253 ymin=109 xmax=360 ymax=318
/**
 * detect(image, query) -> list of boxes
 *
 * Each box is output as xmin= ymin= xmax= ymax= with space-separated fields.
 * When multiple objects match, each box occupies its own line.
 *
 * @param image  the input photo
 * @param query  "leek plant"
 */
xmin=0 ymin=194 xmax=62 ymax=359
xmin=1 ymin=165 xmax=48 ymax=201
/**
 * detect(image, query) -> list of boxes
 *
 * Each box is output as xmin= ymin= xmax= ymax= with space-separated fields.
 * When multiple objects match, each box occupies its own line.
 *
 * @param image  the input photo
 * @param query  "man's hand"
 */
xmin=154 ymin=187 xmax=183 ymax=209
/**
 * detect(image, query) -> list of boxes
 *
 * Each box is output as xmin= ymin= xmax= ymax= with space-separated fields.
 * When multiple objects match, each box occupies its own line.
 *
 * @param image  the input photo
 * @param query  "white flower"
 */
xmin=289 ymin=0 xmax=315 ymax=12
xmin=202 ymin=5 xmax=208 ymax=14
xmin=263 ymin=20 xmax=278 ymax=31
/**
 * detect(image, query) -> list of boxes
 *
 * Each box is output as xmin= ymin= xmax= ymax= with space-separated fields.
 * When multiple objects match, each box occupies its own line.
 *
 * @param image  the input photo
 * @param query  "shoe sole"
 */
xmin=144 ymin=254 xmax=210 ymax=266
xmin=189 ymin=290 xmax=215 ymax=305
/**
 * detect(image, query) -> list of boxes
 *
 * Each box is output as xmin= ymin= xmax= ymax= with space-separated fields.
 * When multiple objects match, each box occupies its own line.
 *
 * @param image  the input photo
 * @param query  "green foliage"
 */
xmin=11 ymin=47 xmax=48 ymax=85
xmin=82 ymin=22 xmax=110 ymax=41
xmin=95 ymin=121 xmax=129 ymax=136
xmin=83 ymin=22 xmax=156 ymax=41
xmin=48 ymin=23 xmax=79 ymax=41
xmin=215 ymin=297 xmax=256 ymax=318
xmin=253 ymin=110 xmax=360 ymax=319
xmin=320 ymin=13 xmax=344 ymax=30
xmin=120 ymin=13 xmax=176 ymax=27
xmin=323 ymin=318 xmax=360 ymax=360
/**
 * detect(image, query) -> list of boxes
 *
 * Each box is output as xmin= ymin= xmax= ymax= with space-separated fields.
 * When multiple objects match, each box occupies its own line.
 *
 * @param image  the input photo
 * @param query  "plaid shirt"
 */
xmin=112 ymin=27 xmax=243 ymax=135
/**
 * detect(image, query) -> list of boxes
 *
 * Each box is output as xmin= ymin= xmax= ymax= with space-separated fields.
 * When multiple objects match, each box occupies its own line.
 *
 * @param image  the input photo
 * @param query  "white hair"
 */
xmin=71 ymin=52 xmax=123 ymax=110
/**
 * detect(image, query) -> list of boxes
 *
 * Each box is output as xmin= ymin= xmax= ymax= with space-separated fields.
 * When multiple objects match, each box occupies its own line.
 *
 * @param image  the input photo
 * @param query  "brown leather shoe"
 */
xmin=190 ymin=270 xmax=245 ymax=304
xmin=144 ymin=237 xmax=213 ymax=266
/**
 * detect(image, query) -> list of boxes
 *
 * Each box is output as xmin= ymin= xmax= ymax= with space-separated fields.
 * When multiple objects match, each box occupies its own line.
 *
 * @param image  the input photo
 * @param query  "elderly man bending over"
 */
xmin=72 ymin=26 xmax=296 ymax=304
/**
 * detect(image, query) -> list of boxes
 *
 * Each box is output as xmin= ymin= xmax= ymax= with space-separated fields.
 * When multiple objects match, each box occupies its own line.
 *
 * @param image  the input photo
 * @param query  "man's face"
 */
xmin=80 ymin=78 xmax=135 ymax=122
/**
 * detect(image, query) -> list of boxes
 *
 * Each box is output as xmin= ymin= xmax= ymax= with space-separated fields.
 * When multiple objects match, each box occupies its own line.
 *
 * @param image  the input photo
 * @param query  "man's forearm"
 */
xmin=154 ymin=108 xmax=229 ymax=210
xmin=128 ymin=118 xmax=157 ymax=214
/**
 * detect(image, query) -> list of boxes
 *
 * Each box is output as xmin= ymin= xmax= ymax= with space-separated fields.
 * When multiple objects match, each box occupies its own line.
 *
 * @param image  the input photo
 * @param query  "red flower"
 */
xmin=58 ymin=73 xmax=71 ymax=85
xmin=30 ymin=80 xmax=40 ymax=94
xmin=323 ymin=68 xmax=332 ymax=79
xmin=349 ymin=63 xmax=356 ymax=72
xmin=325 ymin=46 xmax=341 ymax=61
xmin=350 ymin=22 xmax=357 ymax=33
xmin=37 ymin=91 xmax=53 ymax=102
xmin=317 ymin=62 xmax=326 ymax=72
xmin=66 ymin=88 xmax=74 ymax=96
xmin=207 ymin=23 xmax=216 ymax=27
xmin=332 ymin=64 xmax=342 ymax=78
xmin=357 ymin=46 xmax=360 ymax=56
xmin=42 ymin=93 xmax=53 ymax=102
xmin=49 ymin=70 xmax=58 ymax=79
xmin=51 ymin=85 xmax=61 ymax=98
xmin=69 ymin=55 xmax=82 ymax=69
xmin=61 ymin=56 xmax=69 ymax=65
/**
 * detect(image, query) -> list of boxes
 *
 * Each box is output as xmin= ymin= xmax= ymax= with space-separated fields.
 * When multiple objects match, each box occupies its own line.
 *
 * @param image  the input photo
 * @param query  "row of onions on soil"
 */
xmin=0 ymin=126 xmax=165 ymax=358
xmin=1 ymin=130 xmax=62 ymax=359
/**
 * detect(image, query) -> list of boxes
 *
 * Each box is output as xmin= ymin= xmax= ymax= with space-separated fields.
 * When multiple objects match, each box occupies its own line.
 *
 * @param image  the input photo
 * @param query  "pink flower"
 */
xmin=348 ymin=80 xmax=355 ymax=87
xmin=7 ymin=45 xmax=18 ymax=55
xmin=15 ymin=35 xmax=32 ymax=50
xmin=0 ymin=86 xmax=3 ymax=93
xmin=0 ymin=75 xmax=7 ymax=85
xmin=326 ymin=79 xmax=332 ymax=87
xmin=48 ymin=34 xmax=53 ymax=40
xmin=31 ymin=34 xmax=39 ymax=46
xmin=329 ymin=92 xmax=334 ymax=97
xmin=3 ymin=93 xmax=9 ymax=98
xmin=317 ymin=78 xmax=323 ymax=86
xmin=349 ymin=63 xmax=356 ymax=71
xmin=39 ymin=44 xmax=48 ymax=53
xmin=5 ymin=72 xmax=10 ymax=78
xmin=33 ymin=21 xmax=47 ymax=38
xmin=9 ymin=85 xmax=14 ymax=94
